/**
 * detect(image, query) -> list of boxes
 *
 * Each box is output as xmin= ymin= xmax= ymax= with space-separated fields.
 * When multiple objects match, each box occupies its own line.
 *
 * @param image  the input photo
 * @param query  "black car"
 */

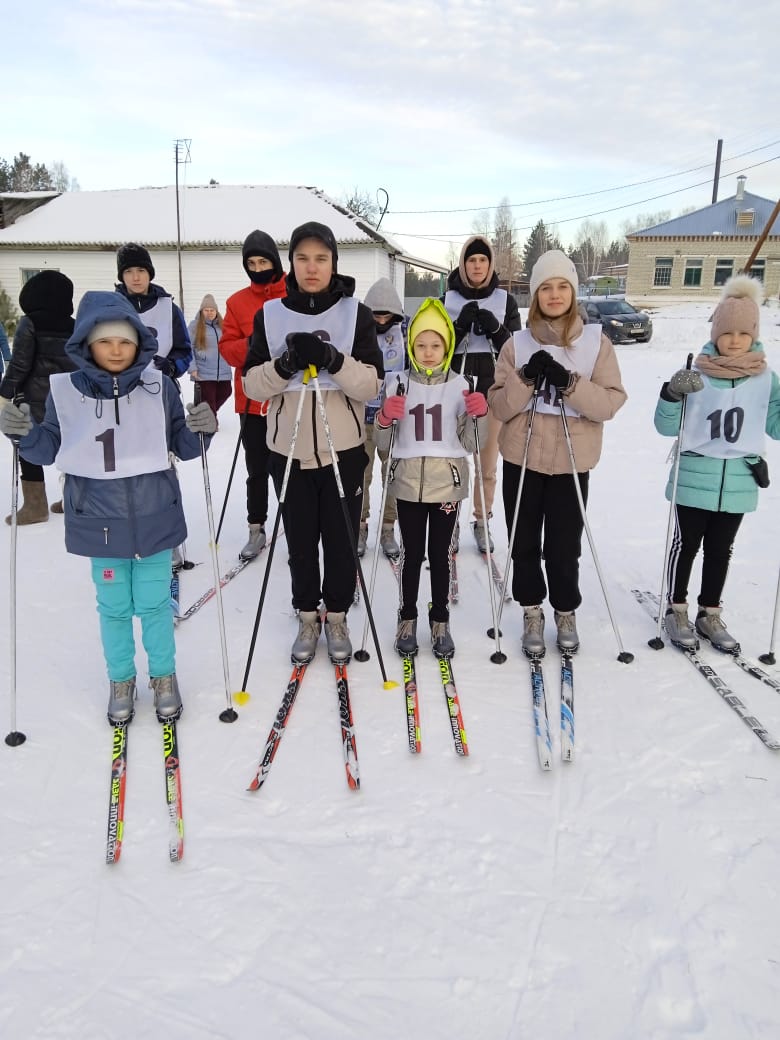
xmin=584 ymin=299 xmax=653 ymax=344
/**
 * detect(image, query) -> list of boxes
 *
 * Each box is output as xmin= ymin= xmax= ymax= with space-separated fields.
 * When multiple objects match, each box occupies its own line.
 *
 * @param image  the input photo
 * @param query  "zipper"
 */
xmin=113 ymin=377 xmax=120 ymax=425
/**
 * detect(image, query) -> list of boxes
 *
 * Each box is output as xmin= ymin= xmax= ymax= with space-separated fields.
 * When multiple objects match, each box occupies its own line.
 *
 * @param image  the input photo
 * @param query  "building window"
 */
xmin=750 ymin=258 xmax=765 ymax=282
xmin=653 ymin=257 xmax=673 ymax=287
xmin=683 ymin=258 xmax=703 ymax=287
xmin=21 ymin=268 xmax=58 ymax=285
xmin=714 ymin=259 xmax=733 ymax=286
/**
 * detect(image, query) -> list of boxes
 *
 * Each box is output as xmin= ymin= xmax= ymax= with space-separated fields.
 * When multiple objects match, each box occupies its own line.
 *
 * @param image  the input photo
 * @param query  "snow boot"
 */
xmin=394 ymin=615 xmax=418 ymax=657
xmin=664 ymin=603 xmax=698 ymax=649
xmin=695 ymin=606 xmax=739 ymax=653
xmin=172 ymin=544 xmax=183 ymax=570
xmin=522 ymin=606 xmax=546 ymax=658
xmin=150 ymin=674 xmax=183 ymax=721
xmin=357 ymin=522 xmax=368 ymax=558
xmin=429 ymin=610 xmax=455 ymax=659
xmin=6 ymin=479 xmax=48 ymax=526
xmin=107 ymin=677 xmax=136 ymax=725
xmin=380 ymin=523 xmax=400 ymax=559
xmin=50 ymin=500 xmax=64 ymax=514
xmin=324 ymin=611 xmax=352 ymax=663
xmin=554 ymin=610 xmax=580 ymax=653
xmin=239 ymin=523 xmax=266 ymax=561
xmin=291 ymin=610 xmax=322 ymax=663
xmin=472 ymin=520 xmax=494 ymax=554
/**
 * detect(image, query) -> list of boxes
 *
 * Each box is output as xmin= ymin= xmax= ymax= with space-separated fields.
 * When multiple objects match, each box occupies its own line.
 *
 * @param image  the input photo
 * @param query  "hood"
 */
xmin=66 ymin=291 xmax=160 ymax=394
xmin=284 ymin=269 xmax=356 ymax=309
xmin=242 ymin=229 xmax=283 ymax=283
xmin=363 ymin=277 xmax=404 ymax=317
xmin=407 ymin=297 xmax=456 ymax=375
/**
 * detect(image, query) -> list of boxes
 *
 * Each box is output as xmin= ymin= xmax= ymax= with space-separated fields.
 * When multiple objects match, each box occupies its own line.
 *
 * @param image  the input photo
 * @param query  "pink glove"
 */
xmin=379 ymin=394 xmax=406 ymax=424
xmin=463 ymin=389 xmax=488 ymax=417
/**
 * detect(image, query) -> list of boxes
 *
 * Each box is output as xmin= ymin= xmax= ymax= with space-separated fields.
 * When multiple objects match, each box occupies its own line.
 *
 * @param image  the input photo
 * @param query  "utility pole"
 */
xmin=712 ymin=139 xmax=723 ymax=204
xmin=174 ymin=139 xmax=192 ymax=311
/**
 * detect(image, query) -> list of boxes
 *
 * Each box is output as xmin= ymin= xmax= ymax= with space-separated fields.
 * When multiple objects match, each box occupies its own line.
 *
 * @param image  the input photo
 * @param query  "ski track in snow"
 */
xmin=2 ymin=301 xmax=780 ymax=1039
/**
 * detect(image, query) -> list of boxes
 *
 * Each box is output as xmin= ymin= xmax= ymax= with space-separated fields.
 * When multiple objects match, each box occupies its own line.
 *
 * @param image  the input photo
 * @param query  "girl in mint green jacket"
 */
xmin=654 ymin=275 xmax=780 ymax=651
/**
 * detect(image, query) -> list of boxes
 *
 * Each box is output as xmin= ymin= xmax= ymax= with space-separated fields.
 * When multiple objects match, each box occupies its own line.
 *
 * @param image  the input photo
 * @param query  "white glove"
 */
xmin=0 ymin=401 xmax=33 ymax=438
xmin=185 ymin=401 xmax=217 ymax=435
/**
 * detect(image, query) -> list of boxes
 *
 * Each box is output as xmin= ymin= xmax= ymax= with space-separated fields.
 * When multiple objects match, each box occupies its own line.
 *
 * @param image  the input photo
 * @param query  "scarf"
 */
xmin=695 ymin=350 xmax=766 ymax=380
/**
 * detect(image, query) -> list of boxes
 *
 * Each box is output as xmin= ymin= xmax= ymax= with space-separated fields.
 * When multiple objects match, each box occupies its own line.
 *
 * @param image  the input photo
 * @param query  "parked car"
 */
xmin=584 ymin=299 xmax=653 ymax=344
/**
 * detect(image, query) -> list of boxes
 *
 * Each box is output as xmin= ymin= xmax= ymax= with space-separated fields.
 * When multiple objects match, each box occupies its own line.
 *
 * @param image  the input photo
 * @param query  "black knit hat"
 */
xmin=288 ymin=221 xmax=338 ymax=269
xmin=241 ymin=229 xmax=283 ymax=282
xmin=464 ymin=237 xmax=491 ymax=261
xmin=117 ymin=242 xmax=155 ymax=280
xmin=19 ymin=270 xmax=74 ymax=318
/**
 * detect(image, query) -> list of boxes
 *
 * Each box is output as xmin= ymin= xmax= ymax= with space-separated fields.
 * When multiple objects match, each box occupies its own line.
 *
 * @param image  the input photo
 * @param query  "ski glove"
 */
xmin=286 ymin=332 xmax=344 ymax=374
xmin=667 ymin=368 xmax=704 ymax=401
xmin=0 ymin=401 xmax=32 ymax=438
xmin=544 ymin=356 xmax=574 ymax=391
xmin=153 ymin=355 xmax=177 ymax=379
xmin=521 ymin=349 xmax=554 ymax=382
xmin=453 ymin=301 xmax=479 ymax=336
xmin=378 ymin=394 xmax=406 ymax=425
xmin=463 ymin=389 xmax=488 ymax=417
xmin=475 ymin=308 xmax=500 ymax=337
xmin=185 ymin=401 xmax=217 ymax=435
xmin=274 ymin=344 xmax=299 ymax=380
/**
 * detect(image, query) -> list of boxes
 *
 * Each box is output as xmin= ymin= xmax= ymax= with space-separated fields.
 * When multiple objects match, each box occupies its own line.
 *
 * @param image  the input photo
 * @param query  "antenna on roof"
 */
xmin=174 ymin=139 xmax=192 ymax=310
xmin=375 ymin=188 xmax=389 ymax=231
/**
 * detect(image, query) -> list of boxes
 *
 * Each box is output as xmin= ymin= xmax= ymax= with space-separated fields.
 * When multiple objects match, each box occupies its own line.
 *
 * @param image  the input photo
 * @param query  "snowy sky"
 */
xmin=6 ymin=0 xmax=779 ymax=264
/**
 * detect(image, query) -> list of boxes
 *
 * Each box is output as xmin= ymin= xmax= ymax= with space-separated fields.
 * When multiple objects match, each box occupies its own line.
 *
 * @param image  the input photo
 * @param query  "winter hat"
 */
xmin=408 ymin=298 xmax=456 ymax=374
xmin=364 ymin=277 xmax=404 ymax=317
xmin=19 ymin=270 xmax=74 ymax=319
xmin=200 ymin=293 xmax=218 ymax=312
xmin=288 ymin=221 xmax=339 ymax=268
xmin=458 ymin=235 xmax=495 ymax=287
xmin=241 ymin=229 xmax=283 ymax=282
xmin=710 ymin=274 xmax=762 ymax=345
xmin=87 ymin=320 xmax=139 ymax=346
xmin=117 ymin=243 xmax=155 ymax=281
xmin=529 ymin=249 xmax=579 ymax=299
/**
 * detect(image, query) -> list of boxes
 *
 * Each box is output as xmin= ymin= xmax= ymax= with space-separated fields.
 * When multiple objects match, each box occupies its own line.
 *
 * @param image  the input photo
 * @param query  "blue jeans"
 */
xmin=91 ymin=552 xmax=175 ymax=682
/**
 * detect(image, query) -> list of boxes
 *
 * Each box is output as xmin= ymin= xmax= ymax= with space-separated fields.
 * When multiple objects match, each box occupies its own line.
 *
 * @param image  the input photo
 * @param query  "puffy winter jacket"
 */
xmin=0 ymin=316 xmax=76 ymax=423
xmin=219 ymin=276 xmax=287 ymax=415
xmin=115 ymin=281 xmax=192 ymax=378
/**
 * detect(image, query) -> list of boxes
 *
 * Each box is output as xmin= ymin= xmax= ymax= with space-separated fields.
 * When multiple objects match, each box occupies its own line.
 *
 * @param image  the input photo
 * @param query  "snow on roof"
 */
xmin=627 ymin=190 xmax=780 ymax=239
xmin=0 ymin=184 xmax=404 ymax=252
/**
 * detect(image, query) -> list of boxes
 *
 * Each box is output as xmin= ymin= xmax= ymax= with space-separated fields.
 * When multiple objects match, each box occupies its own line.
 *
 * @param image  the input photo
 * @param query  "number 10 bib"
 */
xmin=681 ymin=370 xmax=771 ymax=458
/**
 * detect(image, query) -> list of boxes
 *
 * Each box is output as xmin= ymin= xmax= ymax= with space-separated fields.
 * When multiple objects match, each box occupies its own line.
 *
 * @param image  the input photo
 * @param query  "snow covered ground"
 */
xmin=3 ymin=300 xmax=780 ymax=1040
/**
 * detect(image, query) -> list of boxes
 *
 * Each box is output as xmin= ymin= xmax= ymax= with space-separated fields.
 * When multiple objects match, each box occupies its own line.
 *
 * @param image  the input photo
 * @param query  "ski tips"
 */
xmin=233 ymin=690 xmax=251 ymax=706
xmin=383 ymin=680 xmax=399 ymax=690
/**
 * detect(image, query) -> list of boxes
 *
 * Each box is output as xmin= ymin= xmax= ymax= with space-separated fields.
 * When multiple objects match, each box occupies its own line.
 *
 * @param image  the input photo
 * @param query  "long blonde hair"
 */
xmin=194 ymin=301 xmax=223 ymax=352
xmin=528 ymin=292 xmax=580 ymax=348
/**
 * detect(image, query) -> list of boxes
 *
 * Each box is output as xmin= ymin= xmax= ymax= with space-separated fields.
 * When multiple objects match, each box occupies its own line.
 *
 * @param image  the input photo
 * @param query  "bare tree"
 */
xmin=339 ymin=187 xmax=379 ymax=225
xmin=47 ymin=160 xmax=79 ymax=191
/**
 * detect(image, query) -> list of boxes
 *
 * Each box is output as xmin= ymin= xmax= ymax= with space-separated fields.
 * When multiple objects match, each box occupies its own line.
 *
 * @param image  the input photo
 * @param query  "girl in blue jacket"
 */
xmin=0 ymin=291 xmax=216 ymax=724
xmin=655 ymin=275 xmax=780 ymax=651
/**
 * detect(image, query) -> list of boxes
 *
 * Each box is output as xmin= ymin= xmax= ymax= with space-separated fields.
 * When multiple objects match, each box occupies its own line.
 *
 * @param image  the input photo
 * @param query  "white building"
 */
xmin=0 ymin=184 xmax=444 ymax=322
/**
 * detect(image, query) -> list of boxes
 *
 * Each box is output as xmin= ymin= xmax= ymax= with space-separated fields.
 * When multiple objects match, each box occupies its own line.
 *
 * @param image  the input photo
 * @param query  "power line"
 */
xmin=387 ymin=140 xmax=780 ymax=216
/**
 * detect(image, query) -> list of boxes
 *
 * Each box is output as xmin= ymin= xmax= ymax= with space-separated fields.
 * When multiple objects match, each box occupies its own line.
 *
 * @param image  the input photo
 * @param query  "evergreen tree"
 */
xmin=522 ymin=220 xmax=555 ymax=275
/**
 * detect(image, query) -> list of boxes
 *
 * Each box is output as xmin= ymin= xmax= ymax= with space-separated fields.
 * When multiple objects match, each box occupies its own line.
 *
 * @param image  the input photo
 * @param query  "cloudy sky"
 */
xmin=5 ymin=0 xmax=778 ymax=265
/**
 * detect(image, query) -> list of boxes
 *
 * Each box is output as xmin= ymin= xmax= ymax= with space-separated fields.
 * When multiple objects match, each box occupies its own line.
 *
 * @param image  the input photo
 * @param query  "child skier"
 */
xmin=655 ymin=274 xmax=780 ymax=651
xmin=488 ymin=250 xmax=627 ymax=657
xmin=0 ymin=291 xmax=216 ymax=723
xmin=374 ymin=298 xmax=488 ymax=659
xmin=358 ymin=277 xmax=409 ymax=559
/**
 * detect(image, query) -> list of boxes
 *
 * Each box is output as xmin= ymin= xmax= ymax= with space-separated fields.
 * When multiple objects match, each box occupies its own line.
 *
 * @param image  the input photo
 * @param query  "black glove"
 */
xmin=153 ymin=355 xmax=177 ymax=378
xmin=287 ymin=332 xmax=340 ymax=373
xmin=521 ymin=349 xmax=554 ymax=382
xmin=544 ymin=356 xmax=573 ymax=391
xmin=475 ymin=308 xmax=500 ymax=337
xmin=274 ymin=342 xmax=300 ymax=380
xmin=454 ymin=301 xmax=479 ymax=336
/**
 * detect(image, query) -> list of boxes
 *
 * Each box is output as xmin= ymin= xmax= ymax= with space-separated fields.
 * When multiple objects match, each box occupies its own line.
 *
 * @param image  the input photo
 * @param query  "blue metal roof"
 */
xmin=629 ymin=190 xmax=779 ymax=238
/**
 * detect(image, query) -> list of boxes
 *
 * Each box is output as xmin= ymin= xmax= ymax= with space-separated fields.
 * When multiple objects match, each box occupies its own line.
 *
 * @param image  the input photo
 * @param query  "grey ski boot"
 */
xmin=107 ymin=677 xmax=137 ymax=725
xmin=357 ymin=522 xmax=368 ymax=558
xmin=291 ymin=610 xmax=322 ymax=663
xmin=429 ymin=610 xmax=455 ymax=658
xmin=664 ymin=603 xmax=698 ymax=649
xmin=554 ymin=610 xmax=580 ymax=653
xmin=150 ymin=674 xmax=183 ymax=721
xmin=522 ymin=606 xmax=546 ymax=658
xmin=472 ymin=520 xmax=494 ymax=554
xmin=239 ymin=523 xmax=267 ymax=561
xmin=394 ymin=616 xmax=418 ymax=657
xmin=324 ymin=611 xmax=352 ymax=663
xmin=380 ymin=523 xmax=400 ymax=559
xmin=695 ymin=606 xmax=739 ymax=653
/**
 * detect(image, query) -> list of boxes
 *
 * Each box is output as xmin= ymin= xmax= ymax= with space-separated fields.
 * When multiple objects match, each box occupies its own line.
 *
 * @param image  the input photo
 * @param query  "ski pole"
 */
xmin=216 ymin=399 xmax=249 ymax=544
xmin=5 ymin=442 xmax=25 ymax=747
xmin=192 ymin=384 xmax=238 ymax=723
xmin=759 ymin=565 xmax=780 ymax=665
xmin=649 ymin=353 xmax=694 ymax=651
xmin=308 ymin=366 xmax=396 ymax=689
xmin=488 ymin=373 xmax=543 ymax=639
xmin=558 ymin=396 xmax=633 ymax=664
xmin=465 ymin=375 xmax=505 ymax=665
xmin=237 ymin=378 xmax=308 ymax=696
xmin=355 ymin=377 xmax=405 ymax=663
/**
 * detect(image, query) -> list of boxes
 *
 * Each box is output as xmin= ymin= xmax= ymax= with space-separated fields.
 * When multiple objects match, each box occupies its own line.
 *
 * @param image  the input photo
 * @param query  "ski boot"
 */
xmin=291 ymin=610 xmax=322 ymax=663
xmin=522 ymin=606 xmax=545 ymax=658
xmin=472 ymin=520 xmax=494 ymax=554
xmin=380 ymin=524 xmax=400 ymax=559
xmin=324 ymin=611 xmax=352 ymax=663
xmin=107 ymin=677 xmax=136 ymax=725
xmin=357 ymin=522 xmax=368 ymax=558
xmin=150 ymin=674 xmax=183 ymax=721
xmin=664 ymin=603 xmax=698 ymax=649
xmin=394 ymin=615 xmax=418 ymax=657
xmin=695 ymin=606 xmax=739 ymax=653
xmin=240 ymin=523 xmax=266 ymax=561
xmin=429 ymin=609 xmax=455 ymax=658
xmin=554 ymin=610 xmax=580 ymax=653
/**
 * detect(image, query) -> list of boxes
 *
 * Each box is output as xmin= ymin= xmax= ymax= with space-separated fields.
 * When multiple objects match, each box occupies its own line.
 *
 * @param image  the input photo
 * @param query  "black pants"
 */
xmin=241 ymin=412 xmax=271 ymax=524
xmin=667 ymin=505 xmax=743 ymax=607
xmin=269 ymin=446 xmax=366 ymax=613
xmin=20 ymin=457 xmax=44 ymax=482
xmin=502 ymin=464 xmax=588 ymax=612
xmin=396 ymin=499 xmax=458 ymax=622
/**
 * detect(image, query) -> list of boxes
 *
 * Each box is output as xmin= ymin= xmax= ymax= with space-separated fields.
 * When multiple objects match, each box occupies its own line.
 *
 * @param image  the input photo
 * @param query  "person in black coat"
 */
xmin=0 ymin=270 xmax=76 ymax=523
